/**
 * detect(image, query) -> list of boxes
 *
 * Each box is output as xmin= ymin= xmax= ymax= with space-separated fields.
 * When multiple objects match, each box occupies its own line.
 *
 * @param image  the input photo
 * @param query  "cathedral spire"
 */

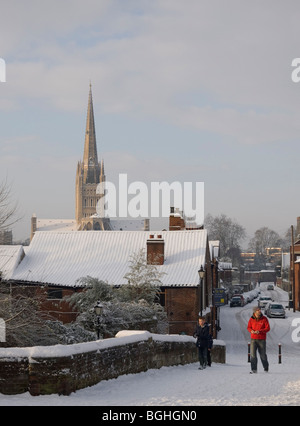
xmin=83 ymin=83 xmax=100 ymax=184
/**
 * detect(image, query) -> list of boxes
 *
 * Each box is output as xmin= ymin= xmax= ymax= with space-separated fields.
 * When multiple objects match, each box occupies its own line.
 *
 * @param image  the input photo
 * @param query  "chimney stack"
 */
xmin=144 ymin=218 xmax=150 ymax=231
xmin=169 ymin=207 xmax=186 ymax=231
xmin=297 ymin=216 xmax=300 ymax=239
xmin=147 ymin=234 xmax=165 ymax=265
xmin=31 ymin=214 xmax=37 ymax=241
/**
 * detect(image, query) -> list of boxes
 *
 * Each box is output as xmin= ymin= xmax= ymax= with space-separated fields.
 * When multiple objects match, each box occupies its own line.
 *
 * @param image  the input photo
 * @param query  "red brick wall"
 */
xmin=294 ymin=262 xmax=300 ymax=311
xmin=290 ymin=241 xmax=300 ymax=311
xmin=165 ymin=287 xmax=199 ymax=335
xmin=11 ymin=284 xmax=79 ymax=323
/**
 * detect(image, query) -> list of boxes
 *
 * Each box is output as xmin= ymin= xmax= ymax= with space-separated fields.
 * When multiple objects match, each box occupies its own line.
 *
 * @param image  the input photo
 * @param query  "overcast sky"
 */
xmin=1 ymin=0 xmax=300 ymax=246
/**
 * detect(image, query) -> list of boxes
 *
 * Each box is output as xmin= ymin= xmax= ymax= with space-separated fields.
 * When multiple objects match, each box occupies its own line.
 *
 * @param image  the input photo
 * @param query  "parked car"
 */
xmin=235 ymin=294 xmax=246 ymax=305
xmin=267 ymin=284 xmax=274 ymax=290
xmin=263 ymin=302 xmax=270 ymax=314
xmin=230 ymin=296 xmax=244 ymax=307
xmin=243 ymin=291 xmax=252 ymax=303
xmin=265 ymin=303 xmax=286 ymax=318
xmin=258 ymin=296 xmax=273 ymax=309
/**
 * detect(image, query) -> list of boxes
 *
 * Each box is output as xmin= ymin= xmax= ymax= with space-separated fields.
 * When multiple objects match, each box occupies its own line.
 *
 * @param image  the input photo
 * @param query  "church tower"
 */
xmin=75 ymin=84 xmax=107 ymax=230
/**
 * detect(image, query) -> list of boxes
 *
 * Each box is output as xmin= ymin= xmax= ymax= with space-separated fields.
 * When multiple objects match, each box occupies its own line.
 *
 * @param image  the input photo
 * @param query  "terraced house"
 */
xmin=8 ymin=226 xmax=218 ymax=336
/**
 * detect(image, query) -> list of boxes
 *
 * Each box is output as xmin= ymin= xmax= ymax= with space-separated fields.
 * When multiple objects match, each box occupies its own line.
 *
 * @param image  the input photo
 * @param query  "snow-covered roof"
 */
xmin=218 ymin=262 xmax=232 ymax=270
xmin=0 ymin=245 xmax=25 ymax=280
xmin=110 ymin=219 xmax=147 ymax=231
xmin=11 ymin=230 xmax=208 ymax=288
xmin=209 ymin=240 xmax=220 ymax=259
xmin=36 ymin=218 xmax=147 ymax=232
xmin=36 ymin=219 xmax=78 ymax=232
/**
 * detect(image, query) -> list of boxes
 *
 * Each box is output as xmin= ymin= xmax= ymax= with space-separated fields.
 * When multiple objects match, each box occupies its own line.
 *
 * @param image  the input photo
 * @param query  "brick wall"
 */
xmin=166 ymin=287 xmax=198 ymax=335
xmin=11 ymin=284 xmax=80 ymax=324
xmin=0 ymin=331 xmax=226 ymax=396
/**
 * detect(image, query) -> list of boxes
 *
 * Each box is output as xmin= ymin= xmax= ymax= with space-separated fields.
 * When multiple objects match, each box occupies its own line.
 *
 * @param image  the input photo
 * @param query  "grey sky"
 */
xmin=0 ymin=1 xmax=299 ymax=245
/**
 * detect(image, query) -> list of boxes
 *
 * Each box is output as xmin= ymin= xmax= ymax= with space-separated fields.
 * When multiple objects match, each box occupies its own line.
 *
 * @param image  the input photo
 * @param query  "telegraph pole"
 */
xmin=291 ymin=225 xmax=295 ymax=313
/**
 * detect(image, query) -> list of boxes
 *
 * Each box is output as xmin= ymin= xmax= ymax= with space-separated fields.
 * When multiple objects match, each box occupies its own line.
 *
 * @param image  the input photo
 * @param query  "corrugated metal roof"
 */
xmin=11 ymin=230 xmax=208 ymax=288
xmin=0 ymin=245 xmax=25 ymax=280
xmin=36 ymin=219 xmax=78 ymax=232
xmin=36 ymin=218 xmax=146 ymax=232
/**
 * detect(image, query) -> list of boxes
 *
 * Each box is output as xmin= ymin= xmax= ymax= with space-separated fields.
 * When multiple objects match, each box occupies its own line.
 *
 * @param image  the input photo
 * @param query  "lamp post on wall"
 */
xmin=94 ymin=300 xmax=103 ymax=340
xmin=198 ymin=266 xmax=205 ymax=317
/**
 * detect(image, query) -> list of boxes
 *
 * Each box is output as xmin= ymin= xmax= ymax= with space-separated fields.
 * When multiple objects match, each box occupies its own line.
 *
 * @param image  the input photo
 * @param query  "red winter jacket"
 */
xmin=247 ymin=314 xmax=270 ymax=340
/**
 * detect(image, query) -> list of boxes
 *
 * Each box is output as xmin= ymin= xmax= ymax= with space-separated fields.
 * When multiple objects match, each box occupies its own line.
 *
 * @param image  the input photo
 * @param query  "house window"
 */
xmin=47 ymin=289 xmax=63 ymax=300
xmin=158 ymin=288 xmax=166 ymax=306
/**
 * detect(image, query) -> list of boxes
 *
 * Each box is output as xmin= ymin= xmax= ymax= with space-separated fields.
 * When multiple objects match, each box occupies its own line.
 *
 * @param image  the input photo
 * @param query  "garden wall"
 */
xmin=0 ymin=331 xmax=226 ymax=396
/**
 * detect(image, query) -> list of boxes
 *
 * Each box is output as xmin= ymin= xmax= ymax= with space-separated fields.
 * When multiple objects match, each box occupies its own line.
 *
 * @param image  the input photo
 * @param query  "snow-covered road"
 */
xmin=1 ymin=283 xmax=300 ymax=406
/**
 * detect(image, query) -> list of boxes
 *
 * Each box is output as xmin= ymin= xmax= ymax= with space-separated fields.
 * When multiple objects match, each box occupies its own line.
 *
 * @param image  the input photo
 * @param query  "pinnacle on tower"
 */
xmin=83 ymin=83 xmax=100 ymax=184
xmin=100 ymin=159 xmax=105 ymax=183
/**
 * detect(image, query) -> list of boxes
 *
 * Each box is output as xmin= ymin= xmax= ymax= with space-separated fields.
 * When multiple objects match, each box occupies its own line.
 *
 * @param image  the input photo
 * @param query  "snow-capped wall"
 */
xmin=0 ymin=331 xmax=225 ymax=396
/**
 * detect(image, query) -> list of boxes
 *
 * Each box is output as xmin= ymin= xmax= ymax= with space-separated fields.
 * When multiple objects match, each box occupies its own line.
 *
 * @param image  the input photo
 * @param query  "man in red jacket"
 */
xmin=247 ymin=306 xmax=270 ymax=374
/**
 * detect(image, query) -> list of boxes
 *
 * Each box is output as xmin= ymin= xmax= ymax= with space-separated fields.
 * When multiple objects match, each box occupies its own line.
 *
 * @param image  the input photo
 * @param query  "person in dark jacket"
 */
xmin=206 ymin=325 xmax=213 ymax=367
xmin=194 ymin=317 xmax=209 ymax=369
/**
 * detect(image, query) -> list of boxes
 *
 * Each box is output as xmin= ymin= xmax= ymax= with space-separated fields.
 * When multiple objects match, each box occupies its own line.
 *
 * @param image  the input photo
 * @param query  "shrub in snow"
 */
xmin=64 ymin=250 xmax=167 ymax=338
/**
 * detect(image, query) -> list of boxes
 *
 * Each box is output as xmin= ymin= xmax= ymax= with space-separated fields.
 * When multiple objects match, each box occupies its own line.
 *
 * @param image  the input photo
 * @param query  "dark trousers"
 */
xmin=198 ymin=346 xmax=208 ymax=367
xmin=250 ymin=339 xmax=269 ymax=372
xmin=207 ymin=349 xmax=211 ymax=366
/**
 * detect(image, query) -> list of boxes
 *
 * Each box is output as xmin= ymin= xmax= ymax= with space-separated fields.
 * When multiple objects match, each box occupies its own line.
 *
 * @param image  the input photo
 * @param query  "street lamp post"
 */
xmin=198 ymin=266 xmax=205 ymax=317
xmin=94 ymin=300 xmax=103 ymax=340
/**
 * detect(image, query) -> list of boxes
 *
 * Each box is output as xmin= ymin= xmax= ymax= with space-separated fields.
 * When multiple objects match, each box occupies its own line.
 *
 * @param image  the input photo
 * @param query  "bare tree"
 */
xmin=205 ymin=213 xmax=246 ymax=265
xmin=281 ymin=226 xmax=296 ymax=252
xmin=0 ymin=284 xmax=59 ymax=347
xmin=0 ymin=178 xmax=19 ymax=232
xmin=248 ymin=227 xmax=282 ymax=254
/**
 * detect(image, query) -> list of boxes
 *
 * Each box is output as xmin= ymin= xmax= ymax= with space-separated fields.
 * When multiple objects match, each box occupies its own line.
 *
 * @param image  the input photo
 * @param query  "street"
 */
xmin=1 ymin=282 xmax=300 ymax=406
xmin=220 ymin=283 xmax=297 ymax=358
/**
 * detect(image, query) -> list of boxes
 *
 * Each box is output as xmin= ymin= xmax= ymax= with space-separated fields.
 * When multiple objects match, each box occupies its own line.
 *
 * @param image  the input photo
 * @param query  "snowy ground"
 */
xmin=1 ymin=283 xmax=300 ymax=406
